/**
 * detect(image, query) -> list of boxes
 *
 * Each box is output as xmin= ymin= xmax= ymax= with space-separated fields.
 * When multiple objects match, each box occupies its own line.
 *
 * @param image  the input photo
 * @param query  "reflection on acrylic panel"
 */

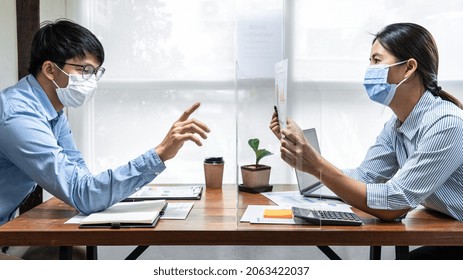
xmin=90 ymin=0 xmax=236 ymax=81
xmin=83 ymin=0 xmax=463 ymax=185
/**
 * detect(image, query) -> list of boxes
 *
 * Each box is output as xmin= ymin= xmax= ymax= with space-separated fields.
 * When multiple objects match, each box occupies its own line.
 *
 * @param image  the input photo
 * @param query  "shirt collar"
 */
xmin=395 ymin=90 xmax=435 ymax=140
xmin=27 ymin=74 xmax=59 ymax=121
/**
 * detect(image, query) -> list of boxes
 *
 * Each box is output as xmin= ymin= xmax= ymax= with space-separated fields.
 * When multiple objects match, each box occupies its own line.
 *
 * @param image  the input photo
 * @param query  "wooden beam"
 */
xmin=16 ymin=0 xmax=42 ymax=214
xmin=16 ymin=0 xmax=40 ymax=79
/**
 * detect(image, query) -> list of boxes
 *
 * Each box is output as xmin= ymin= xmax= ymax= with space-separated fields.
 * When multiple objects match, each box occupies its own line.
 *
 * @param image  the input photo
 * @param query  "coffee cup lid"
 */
xmin=204 ymin=157 xmax=224 ymax=164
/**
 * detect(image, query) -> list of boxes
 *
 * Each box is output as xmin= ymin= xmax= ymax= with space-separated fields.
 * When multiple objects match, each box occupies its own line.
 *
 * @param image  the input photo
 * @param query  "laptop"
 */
xmin=295 ymin=128 xmax=342 ymax=201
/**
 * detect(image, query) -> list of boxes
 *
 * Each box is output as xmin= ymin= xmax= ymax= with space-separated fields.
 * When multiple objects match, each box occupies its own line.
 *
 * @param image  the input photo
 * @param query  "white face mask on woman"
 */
xmin=52 ymin=64 xmax=98 ymax=108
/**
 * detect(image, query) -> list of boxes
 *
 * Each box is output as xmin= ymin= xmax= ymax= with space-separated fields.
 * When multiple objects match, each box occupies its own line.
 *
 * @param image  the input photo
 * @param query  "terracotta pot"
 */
xmin=241 ymin=164 xmax=271 ymax=188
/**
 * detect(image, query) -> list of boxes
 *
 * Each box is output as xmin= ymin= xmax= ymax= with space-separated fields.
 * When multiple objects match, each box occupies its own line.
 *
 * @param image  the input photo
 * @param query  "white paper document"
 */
xmin=275 ymin=58 xmax=288 ymax=129
xmin=160 ymin=202 xmax=194 ymax=220
xmin=240 ymin=202 xmax=354 ymax=225
xmin=126 ymin=186 xmax=203 ymax=201
xmin=262 ymin=191 xmax=348 ymax=210
xmin=241 ymin=205 xmax=296 ymax=224
xmin=236 ymin=10 xmax=284 ymax=78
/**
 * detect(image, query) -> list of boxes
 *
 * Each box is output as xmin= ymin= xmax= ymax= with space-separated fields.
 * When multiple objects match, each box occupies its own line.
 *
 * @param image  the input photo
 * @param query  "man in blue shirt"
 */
xmin=0 ymin=19 xmax=210 ymax=226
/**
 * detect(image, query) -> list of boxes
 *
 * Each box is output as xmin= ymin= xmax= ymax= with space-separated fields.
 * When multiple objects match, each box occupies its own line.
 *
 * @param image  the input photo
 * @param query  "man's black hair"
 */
xmin=28 ymin=18 xmax=105 ymax=76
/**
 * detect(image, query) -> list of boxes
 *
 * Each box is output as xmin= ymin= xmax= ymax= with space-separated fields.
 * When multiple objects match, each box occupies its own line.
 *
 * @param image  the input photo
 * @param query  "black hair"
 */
xmin=374 ymin=23 xmax=462 ymax=109
xmin=28 ymin=18 xmax=105 ymax=76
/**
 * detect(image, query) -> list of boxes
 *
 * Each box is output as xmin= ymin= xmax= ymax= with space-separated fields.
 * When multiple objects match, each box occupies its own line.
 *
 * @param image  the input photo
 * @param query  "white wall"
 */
xmin=40 ymin=0 xmax=67 ymax=20
xmin=0 ymin=0 xmax=18 ymax=89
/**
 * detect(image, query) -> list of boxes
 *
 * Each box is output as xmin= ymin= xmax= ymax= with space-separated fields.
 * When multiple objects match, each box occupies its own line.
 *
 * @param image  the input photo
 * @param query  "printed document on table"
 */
xmin=275 ymin=58 xmax=288 ymax=129
xmin=125 ymin=186 xmax=203 ymax=201
xmin=240 ymin=202 xmax=354 ymax=225
xmin=261 ymin=191 xmax=351 ymax=211
xmin=241 ymin=205 xmax=296 ymax=224
xmin=161 ymin=202 xmax=194 ymax=220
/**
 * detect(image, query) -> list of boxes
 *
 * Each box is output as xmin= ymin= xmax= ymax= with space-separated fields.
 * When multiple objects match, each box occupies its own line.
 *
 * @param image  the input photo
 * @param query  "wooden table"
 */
xmin=1 ymin=185 xmax=463 ymax=259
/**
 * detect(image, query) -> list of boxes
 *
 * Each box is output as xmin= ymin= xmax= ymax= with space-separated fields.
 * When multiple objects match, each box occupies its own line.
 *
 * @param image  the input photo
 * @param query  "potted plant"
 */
xmin=241 ymin=138 xmax=273 ymax=189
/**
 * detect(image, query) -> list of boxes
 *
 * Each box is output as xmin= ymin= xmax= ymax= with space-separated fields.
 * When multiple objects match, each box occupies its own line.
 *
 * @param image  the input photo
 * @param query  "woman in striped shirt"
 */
xmin=270 ymin=22 xmax=463 ymax=259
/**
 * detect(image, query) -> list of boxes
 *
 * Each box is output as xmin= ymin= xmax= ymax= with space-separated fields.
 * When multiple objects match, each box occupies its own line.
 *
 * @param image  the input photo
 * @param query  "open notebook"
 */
xmin=79 ymin=200 xmax=167 ymax=229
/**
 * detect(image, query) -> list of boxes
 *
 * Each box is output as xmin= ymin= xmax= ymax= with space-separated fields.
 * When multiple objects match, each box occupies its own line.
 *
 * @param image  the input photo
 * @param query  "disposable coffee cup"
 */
xmin=204 ymin=157 xmax=225 ymax=188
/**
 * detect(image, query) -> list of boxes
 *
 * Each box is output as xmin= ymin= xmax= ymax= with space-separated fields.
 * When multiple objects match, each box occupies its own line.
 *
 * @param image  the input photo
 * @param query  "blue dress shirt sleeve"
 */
xmin=0 ymin=105 xmax=166 ymax=215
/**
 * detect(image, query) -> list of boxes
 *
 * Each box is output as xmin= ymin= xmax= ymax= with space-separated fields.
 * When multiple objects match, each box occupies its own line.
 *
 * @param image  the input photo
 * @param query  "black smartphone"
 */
xmin=273 ymin=105 xmax=279 ymax=117
xmin=273 ymin=105 xmax=282 ymax=134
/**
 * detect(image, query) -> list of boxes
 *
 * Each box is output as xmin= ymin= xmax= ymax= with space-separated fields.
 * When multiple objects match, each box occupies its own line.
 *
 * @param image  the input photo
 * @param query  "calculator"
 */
xmin=292 ymin=206 xmax=363 ymax=226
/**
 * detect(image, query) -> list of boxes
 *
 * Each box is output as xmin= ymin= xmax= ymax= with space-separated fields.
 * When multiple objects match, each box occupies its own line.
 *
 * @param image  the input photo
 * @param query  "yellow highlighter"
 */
xmin=263 ymin=209 xmax=293 ymax=219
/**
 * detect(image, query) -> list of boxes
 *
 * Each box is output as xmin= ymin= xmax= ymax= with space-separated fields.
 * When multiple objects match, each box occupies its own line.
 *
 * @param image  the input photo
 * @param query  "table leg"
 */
xmin=86 ymin=246 xmax=98 ymax=260
xmin=125 ymin=246 xmax=149 ymax=260
xmin=59 ymin=246 xmax=73 ymax=260
xmin=395 ymin=246 xmax=409 ymax=260
xmin=369 ymin=246 xmax=382 ymax=260
xmin=317 ymin=246 xmax=342 ymax=260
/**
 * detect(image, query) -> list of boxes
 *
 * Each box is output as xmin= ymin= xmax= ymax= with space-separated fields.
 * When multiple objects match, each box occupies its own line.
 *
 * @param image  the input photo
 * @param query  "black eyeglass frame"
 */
xmin=56 ymin=62 xmax=106 ymax=81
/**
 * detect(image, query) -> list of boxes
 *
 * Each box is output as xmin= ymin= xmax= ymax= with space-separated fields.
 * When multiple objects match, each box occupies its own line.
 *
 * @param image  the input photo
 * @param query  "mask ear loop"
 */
xmin=396 ymin=75 xmax=409 ymax=88
xmin=388 ymin=60 xmax=408 ymax=68
xmin=381 ymin=65 xmax=409 ymax=118
xmin=390 ymin=60 xmax=410 ymax=92
xmin=51 ymin=63 xmax=71 ymax=90
xmin=53 ymin=63 xmax=70 ymax=77
xmin=51 ymin=79 xmax=60 ymax=89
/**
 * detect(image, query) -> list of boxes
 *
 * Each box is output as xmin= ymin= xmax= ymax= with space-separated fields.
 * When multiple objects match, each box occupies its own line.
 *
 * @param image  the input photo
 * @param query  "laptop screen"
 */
xmin=295 ymin=128 xmax=323 ymax=195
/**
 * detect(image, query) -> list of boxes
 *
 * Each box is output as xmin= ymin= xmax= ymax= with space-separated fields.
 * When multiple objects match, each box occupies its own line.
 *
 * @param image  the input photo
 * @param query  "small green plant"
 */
xmin=248 ymin=138 xmax=273 ymax=166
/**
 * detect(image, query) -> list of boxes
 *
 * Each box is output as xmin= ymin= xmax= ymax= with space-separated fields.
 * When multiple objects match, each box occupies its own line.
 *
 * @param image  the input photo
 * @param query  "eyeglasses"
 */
xmin=57 ymin=62 xmax=106 ymax=81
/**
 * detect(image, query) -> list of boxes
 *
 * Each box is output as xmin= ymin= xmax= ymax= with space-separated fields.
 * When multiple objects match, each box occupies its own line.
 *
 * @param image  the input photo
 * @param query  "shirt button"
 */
xmin=155 ymin=172 xmax=160 ymax=176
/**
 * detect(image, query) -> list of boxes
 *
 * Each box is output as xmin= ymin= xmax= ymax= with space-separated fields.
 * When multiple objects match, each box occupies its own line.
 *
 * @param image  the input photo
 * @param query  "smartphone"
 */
xmin=274 ymin=105 xmax=283 ymax=127
xmin=273 ymin=105 xmax=282 ymax=134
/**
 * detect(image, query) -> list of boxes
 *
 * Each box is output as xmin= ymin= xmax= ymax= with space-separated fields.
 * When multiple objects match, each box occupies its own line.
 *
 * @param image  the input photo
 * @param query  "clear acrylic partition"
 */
xmin=235 ymin=0 xmax=322 ymax=228
xmin=78 ymin=0 xmax=239 ymax=232
xmin=235 ymin=0 xmax=394 ymax=228
xmin=86 ymin=0 xmax=237 ymax=183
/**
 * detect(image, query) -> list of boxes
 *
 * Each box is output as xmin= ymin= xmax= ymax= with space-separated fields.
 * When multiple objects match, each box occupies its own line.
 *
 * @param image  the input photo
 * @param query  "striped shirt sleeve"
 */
xmin=344 ymin=91 xmax=463 ymax=217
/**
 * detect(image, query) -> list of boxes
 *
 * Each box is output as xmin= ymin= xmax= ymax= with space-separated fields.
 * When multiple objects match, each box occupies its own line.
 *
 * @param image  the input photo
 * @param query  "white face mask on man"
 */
xmin=52 ymin=63 xmax=98 ymax=108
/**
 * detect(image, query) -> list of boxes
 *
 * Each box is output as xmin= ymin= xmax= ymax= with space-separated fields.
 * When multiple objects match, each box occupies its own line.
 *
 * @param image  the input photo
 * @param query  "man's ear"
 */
xmin=41 ymin=61 xmax=56 ymax=81
xmin=404 ymin=58 xmax=418 ymax=79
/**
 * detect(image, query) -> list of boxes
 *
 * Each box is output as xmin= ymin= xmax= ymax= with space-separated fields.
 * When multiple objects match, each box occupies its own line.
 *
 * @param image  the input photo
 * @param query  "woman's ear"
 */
xmin=41 ymin=61 xmax=55 ymax=81
xmin=404 ymin=58 xmax=418 ymax=78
